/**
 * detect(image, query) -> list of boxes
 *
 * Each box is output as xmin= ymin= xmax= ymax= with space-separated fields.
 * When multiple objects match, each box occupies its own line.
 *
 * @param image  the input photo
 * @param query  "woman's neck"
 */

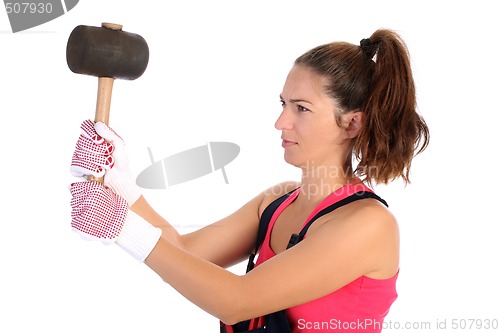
xmin=297 ymin=163 xmax=357 ymax=206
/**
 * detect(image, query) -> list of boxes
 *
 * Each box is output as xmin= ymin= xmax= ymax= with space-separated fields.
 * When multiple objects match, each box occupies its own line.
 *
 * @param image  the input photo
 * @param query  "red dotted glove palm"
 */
xmin=70 ymin=181 xmax=128 ymax=244
xmin=70 ymin=181 xmax=162 ymax=261
xmin=70 ymin=119 xmax=141 ymax=206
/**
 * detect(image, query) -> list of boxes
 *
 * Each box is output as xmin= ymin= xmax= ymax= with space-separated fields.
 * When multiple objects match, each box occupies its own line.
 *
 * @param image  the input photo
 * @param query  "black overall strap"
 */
xmin=246 ymin=188 xmax=299 ymax=272
xmin=286 ymin=191 xmax=388 ymax=249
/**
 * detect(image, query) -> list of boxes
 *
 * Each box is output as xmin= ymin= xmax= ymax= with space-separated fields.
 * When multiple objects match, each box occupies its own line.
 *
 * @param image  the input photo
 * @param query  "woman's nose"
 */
xmin=275 ymin=109 xmax=292 ymax=131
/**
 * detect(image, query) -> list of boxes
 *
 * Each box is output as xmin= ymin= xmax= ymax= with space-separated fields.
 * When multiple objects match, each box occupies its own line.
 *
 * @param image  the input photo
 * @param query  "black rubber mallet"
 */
xmin=66 ymin=22 xmax=149 ymax=182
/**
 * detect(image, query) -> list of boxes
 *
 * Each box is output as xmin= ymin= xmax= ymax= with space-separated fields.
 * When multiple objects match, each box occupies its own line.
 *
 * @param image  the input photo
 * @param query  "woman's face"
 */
xmin=276 ymin=65 xmax=348 ymax=170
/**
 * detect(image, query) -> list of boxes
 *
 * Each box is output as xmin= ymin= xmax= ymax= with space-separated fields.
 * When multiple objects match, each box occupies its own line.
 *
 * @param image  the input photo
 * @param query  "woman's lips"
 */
xmin=281 ymin=139 xmax=297 ymax=148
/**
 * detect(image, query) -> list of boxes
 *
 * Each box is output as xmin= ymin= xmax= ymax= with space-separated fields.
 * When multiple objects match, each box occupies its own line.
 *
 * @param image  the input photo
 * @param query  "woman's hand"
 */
xmin=70 ymin=181 xmax=162 ymax=262
xmin=70 ymin=119 xmax=142 ymax=206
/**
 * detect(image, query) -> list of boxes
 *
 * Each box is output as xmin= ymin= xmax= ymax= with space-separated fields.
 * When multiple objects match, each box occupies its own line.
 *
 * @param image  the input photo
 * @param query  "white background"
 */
xmin=1 ymin=1 xmax=499 ymax=332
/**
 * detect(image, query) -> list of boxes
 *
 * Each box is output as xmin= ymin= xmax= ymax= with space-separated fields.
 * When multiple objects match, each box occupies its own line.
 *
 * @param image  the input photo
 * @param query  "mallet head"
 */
xmin=66 ymin=24 xmax=149 ymax=80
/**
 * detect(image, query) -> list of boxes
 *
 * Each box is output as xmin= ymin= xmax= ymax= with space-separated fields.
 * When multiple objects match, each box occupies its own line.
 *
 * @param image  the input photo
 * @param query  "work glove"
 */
xmin=70 ymin=119 xmax=142 ymax=206
xmin=70 ymin=181 xmax=161 ymax=262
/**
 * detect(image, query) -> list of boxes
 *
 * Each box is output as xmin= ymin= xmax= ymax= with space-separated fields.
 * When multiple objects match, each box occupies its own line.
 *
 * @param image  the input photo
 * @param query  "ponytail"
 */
xmin=355 ymin=29 xmax=429 ymax=184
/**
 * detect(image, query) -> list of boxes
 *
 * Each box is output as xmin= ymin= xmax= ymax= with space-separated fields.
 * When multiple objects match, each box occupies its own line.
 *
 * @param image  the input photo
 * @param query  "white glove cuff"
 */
xmin=116 ymin=210 xmax=162 ymax=262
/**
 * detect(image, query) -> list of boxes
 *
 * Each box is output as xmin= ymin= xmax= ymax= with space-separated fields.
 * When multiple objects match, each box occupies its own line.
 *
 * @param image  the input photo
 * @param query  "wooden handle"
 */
xmin=95 ymin=77 xmax=114 ymax=125
xmin=87 ymin=77 xmax=114 ymax=183
xmin=102 ymin=22 xmax=123 ymax=30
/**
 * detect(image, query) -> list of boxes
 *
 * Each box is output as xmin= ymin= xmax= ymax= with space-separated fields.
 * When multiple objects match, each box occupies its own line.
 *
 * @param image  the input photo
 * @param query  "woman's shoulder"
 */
xmin=312 ymin=194 xmax=399 ymax=279
xmin=329 ymin=192 xmax=397 ymax=229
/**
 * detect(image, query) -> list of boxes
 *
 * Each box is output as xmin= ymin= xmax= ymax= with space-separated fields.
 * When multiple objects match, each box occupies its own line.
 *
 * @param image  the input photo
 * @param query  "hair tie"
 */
xmin=360 ymin=38 xmax=377 ymax=60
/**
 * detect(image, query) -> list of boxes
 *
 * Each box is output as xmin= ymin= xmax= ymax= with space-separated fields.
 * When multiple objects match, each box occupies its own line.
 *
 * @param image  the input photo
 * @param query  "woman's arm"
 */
xmin=131 ymin=181 xmax=300 ymax=267
xmin=144 ymin=199 xmax=399 ymax=325
xmin=130 ymin=195 xmax=184 ymax=245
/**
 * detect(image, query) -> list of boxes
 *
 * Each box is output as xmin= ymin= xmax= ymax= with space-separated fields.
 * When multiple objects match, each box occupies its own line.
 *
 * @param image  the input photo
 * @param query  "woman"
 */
xmin=70 ymin=28 xmax=429 ymax=332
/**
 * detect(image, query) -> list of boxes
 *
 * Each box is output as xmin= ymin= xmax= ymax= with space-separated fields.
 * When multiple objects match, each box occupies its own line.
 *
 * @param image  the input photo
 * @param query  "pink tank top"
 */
xmin=254 ymin=183 xmax=398 ymax=333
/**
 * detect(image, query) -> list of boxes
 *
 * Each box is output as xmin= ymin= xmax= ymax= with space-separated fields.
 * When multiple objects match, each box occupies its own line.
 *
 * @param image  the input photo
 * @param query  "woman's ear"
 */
xmin=342 ymin=111 xmax=364 ymax=139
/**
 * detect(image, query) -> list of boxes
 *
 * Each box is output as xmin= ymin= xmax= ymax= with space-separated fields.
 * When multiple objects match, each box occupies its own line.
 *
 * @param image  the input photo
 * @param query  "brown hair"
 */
xmin=295 ymin=29 xmax=429 ymax=184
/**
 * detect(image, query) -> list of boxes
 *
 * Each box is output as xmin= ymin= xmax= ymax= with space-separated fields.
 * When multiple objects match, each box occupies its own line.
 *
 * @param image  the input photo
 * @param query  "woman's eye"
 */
xmin=297 ymin=105 xmax=310 ymax=112
xmin=280 ymin=100 xmax=286 ymax=108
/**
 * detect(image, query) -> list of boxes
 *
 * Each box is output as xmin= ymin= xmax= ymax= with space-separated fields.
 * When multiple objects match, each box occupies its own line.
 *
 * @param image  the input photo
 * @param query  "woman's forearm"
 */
xmin=145 ymin=237 xmax=244 ymax=324
xmin=130 ymin=196 xmax=183 ymax=247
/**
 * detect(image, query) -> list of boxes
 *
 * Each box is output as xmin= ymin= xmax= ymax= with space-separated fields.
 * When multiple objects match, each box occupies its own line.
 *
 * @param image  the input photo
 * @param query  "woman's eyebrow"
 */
xmin=290 ymin=99 xmax=313 ymax=105
xmin=279 ymin=95 xmax=313 ymax=105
